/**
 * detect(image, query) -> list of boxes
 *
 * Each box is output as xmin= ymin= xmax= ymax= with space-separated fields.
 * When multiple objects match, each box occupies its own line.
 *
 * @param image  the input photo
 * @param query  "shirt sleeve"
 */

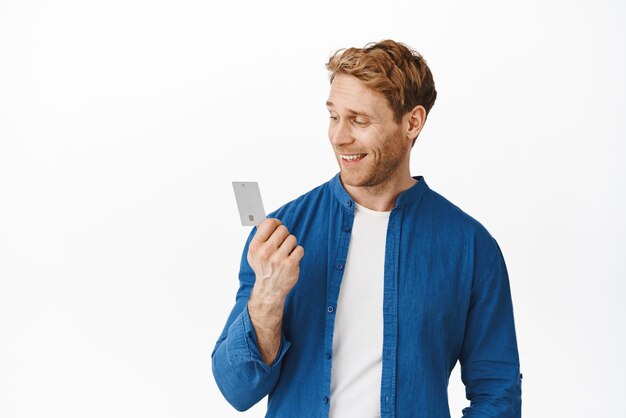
xmin=211 ymin=226 xmax=292 ymax=412
xmin=459 ymin=238 xmax=522 ymax=418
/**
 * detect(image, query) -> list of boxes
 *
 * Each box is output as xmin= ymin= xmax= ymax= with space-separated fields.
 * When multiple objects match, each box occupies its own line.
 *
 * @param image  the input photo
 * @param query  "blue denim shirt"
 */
xmin=212 ymin=173 xmax=522 ymax=417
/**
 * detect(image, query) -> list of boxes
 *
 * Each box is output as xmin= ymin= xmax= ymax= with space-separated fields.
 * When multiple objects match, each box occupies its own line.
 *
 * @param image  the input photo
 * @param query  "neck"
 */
xmin=342 ymin=175 xmax=418 ymax=212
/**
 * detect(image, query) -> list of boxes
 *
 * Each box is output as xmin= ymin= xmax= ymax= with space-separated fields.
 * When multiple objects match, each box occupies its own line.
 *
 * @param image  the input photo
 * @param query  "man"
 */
xmin=212 ymin=39 xmax=522 ymax=417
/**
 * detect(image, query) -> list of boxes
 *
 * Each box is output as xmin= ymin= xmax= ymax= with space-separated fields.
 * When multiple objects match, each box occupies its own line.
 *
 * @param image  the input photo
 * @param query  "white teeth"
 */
xmin=341 ymin=154 xmax=366 ymax=161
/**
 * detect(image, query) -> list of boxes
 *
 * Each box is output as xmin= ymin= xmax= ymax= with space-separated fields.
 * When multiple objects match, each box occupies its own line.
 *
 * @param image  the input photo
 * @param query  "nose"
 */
xmin=329 ymin=119 xmax=354 ymax=147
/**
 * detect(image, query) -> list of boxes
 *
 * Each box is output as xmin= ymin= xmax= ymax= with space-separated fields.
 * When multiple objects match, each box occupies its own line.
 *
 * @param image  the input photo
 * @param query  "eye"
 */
xmin=353 ymin=118 xmax=369 ymax=127
xmin=329 ymin=115 xmax=339 ymax=122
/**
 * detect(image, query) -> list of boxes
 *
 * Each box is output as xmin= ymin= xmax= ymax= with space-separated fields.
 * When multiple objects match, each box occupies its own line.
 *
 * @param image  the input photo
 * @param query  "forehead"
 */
xmin=327 ymin=73 xmax=392 ymax=117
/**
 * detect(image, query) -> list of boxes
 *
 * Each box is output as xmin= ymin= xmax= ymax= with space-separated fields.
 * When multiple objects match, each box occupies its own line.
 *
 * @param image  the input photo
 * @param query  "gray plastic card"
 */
xmin=232 ymin=181 xmax=266 ymax=226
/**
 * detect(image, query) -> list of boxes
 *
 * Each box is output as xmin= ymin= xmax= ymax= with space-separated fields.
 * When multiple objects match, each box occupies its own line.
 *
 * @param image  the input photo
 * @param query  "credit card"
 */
xmin=232 ymin=181 xmax=266 ymax=226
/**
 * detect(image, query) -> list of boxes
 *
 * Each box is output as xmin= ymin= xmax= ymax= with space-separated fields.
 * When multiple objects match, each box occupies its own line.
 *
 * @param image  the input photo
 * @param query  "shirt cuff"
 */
xmin=225 ymin=303 xmax=291 ymax=372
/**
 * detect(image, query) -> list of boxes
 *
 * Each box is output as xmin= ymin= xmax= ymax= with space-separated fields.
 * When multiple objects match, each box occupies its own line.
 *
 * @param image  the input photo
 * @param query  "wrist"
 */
xmin=249 ymin=284 xmax=285 ymax=310
xmin=247 ymin=292 xmax=285 ymax=327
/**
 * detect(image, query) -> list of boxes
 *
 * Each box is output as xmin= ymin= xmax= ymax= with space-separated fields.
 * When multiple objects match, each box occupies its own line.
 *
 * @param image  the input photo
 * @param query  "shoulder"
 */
xmin=419 ymin=185 xmax=498 ymax=254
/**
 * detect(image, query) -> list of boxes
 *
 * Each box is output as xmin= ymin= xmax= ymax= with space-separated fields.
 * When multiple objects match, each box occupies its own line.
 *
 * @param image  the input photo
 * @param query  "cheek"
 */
xmin=370 ymin=124 xmax=387 ymax=141
xmin=364 ymin=130 xmax=389 ymax=152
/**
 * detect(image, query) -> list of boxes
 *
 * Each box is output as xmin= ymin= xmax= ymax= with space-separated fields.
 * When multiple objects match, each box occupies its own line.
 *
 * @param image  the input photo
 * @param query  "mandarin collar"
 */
xmin=329 ymin=172 xmax=429 ymax=211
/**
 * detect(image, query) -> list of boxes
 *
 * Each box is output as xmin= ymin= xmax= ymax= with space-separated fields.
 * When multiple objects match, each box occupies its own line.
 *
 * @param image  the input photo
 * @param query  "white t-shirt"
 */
xmin=330 ymin=202 xmax=390 ymax=418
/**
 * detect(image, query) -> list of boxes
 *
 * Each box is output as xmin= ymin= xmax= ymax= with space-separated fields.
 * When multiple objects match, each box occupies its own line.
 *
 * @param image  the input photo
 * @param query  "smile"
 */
xmin=340 ymin=154 xmax=367 ymax=161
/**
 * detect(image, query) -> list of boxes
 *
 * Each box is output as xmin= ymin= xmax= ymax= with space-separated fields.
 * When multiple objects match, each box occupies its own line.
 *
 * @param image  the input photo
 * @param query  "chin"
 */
xmin=339 ymin=170 xmax=375 ymax=188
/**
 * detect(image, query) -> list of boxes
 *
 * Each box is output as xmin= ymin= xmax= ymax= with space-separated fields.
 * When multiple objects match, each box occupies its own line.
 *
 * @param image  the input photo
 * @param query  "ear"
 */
xmin=405 ymin=105 xmax=426 ymax=142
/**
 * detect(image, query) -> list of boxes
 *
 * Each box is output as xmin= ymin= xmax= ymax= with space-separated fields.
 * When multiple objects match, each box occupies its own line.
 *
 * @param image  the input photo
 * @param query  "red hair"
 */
xmin=326 ymin=39 xmax=437 ymax=145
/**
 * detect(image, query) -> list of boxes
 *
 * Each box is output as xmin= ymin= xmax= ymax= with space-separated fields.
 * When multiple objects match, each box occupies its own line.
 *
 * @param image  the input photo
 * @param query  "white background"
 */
xmin=1 ymin=1 xmax=625 ymax=417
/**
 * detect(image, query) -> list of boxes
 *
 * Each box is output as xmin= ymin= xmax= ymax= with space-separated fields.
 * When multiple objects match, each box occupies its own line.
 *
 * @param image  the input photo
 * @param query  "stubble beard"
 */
xmin=339 ymin=134 xmax=409 ymax=191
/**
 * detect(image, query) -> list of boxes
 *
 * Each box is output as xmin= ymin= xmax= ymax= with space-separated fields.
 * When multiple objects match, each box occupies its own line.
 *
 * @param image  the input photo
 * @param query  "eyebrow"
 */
xmin=326 ymin=101 xmax=374 ymax=118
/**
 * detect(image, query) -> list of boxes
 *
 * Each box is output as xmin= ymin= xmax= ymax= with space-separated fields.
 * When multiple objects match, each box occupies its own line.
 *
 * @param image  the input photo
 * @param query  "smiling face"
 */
xmin=327 ymin=73 xmax=414 ymax=190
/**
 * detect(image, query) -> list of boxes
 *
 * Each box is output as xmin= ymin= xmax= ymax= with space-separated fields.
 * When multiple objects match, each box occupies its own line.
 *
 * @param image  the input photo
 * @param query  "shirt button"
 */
xmin=327 ymin=306 xmax=334 ymax=313
xmin=325 ymin=353 xmax=332 ymax=360
xmin=343 ymin=225 xmax=351 ymax=232
xmin=336 ymin=263 xmax=343 ymax=270
xmin=323 ymin=396 xmax=329 ymax=404
xmin=346 ymin=200 xmax=353 ymax=207
xmin=385 ymin=395 xmax=389 ymax=402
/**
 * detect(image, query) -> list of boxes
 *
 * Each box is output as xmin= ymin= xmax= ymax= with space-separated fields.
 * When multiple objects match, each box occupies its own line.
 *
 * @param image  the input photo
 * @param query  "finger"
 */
xmin=277 ymin=234 xmax=297 ymax=257
xmin=252 ymin=218 xmax=282 ymax=243
xmin=289 ymin=245 xmax=304 ymax=262
xmin=267 ymin=224 xmax=290 ymax=249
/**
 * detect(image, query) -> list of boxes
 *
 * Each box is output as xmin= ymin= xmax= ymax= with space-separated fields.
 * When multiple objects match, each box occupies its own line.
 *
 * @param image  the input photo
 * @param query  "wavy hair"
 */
xmin=326 ymin=39 xmax=437 ymax=145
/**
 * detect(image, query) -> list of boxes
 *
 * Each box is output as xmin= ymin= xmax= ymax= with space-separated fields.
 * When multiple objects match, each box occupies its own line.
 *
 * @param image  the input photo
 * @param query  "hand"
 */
xmin=247 ymin=218 xmax=304 ymax=304
xmin=245 ymin=219 xmax=303 ymax=365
